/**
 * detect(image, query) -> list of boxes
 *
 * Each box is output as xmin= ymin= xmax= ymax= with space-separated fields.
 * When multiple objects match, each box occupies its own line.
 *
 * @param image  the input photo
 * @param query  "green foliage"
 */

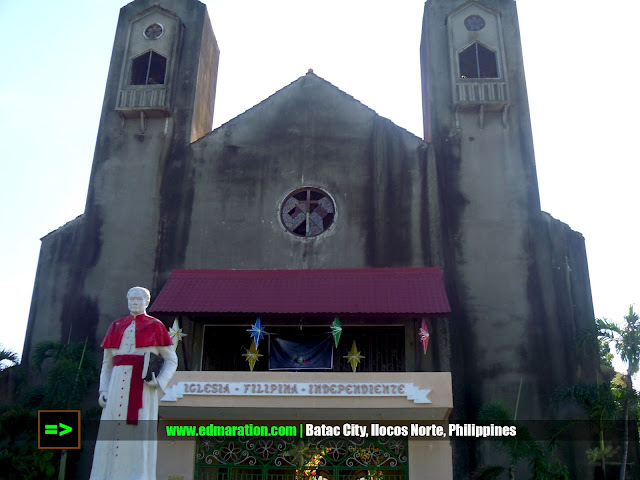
xmin=554 ymin=383 xmax=621 ymax=425
xmin=479 ymin=402 xmax=535 ymax=465
xmin=599 ymin=337 xmax=614 ymax=369
xmin=474 ymin=402 xmax=568 ymax=480
xmin=597 ymin=306 xmax=640 ymax=378
xmin=33 ymin=340 xmax=96 ymax=410
xmin=0 ymin=403 xmax=56 ymax=480
xmin=611 ymin=373 xmax=626 ymax=391
xmin=585 ymin=445 xmax=618 ymax=465
xmin=595 ymin=305 xmax=640 ymax=480
xmin=553 ymin=382 xmax=622 ymax=475
xmin=0 ymin=443 xmax=56 ymax=479
xmin=529 ymin=450 xmax=569 ymax=480
xmin=610 ymin=372 xmax=640 ymax=408
xmin=0 ymin=340 xmax=97 ymax=479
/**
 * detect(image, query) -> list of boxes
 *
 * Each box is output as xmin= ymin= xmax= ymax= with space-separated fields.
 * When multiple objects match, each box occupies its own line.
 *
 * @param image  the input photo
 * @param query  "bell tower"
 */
xmin=420 ymin=1 xmax=595 ymax=476
xmin=23 ymin=0 xmax=220 ymax=363
xmin=80 ymin=0 xmax=220 ymax=334
xmin=114 ymin=5 xmax=183 ymax=121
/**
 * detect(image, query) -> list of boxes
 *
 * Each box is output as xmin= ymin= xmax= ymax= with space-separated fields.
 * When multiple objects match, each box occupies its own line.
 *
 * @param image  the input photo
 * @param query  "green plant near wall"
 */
xmin=472 ymin=402 xmax=568 ymax=480
xmin=472 ymin=379 xmax=568 ymax=480
xmin=0 ymin=373 xmax=57 ymax=479
xmin=32 ymin=339 xmax=96 ymax=410
xmin=597 ymin=306 xmax=640 ymax=480
xmin=0 ymin=445 xmax=56 ymax=479
xmin=553 ymin=382 xmax=621 ymax=478
xmin=0 ymin=340 xmax=97 ymax=480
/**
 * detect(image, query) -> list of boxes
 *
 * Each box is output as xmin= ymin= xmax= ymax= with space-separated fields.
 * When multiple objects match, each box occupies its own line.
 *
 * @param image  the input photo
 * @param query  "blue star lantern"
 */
xmin=247 ymin=318 xmax=267 ymax=349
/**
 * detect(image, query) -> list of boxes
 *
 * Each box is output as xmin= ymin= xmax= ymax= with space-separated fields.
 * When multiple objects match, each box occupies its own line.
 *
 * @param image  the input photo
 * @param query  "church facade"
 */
xmin=24 ymin=0 xmax=598 ymax=478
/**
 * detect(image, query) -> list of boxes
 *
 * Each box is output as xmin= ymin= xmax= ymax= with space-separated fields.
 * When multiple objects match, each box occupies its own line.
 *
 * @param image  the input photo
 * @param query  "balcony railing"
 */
xmin=116 ymin=86 xmax=169 ymax=117
xmin=455 ymin=80 xmax=507 ymax=105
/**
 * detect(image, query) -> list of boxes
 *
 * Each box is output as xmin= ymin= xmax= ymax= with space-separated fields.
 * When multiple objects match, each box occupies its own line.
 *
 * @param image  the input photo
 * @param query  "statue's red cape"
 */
xmin=101 ymin=313 xmax=173 ymax=348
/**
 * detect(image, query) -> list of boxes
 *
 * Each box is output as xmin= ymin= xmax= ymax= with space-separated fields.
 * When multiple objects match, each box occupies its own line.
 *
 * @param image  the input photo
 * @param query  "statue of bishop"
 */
xmin=90 ymin=286 xmax=178 ymax=480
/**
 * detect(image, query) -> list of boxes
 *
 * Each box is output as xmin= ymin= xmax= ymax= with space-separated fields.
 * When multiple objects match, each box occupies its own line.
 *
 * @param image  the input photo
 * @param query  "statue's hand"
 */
xmin=146 ymin=371 xmax=160 ymax=388
xmin=98 ymin=391 xmax=107 ymax=408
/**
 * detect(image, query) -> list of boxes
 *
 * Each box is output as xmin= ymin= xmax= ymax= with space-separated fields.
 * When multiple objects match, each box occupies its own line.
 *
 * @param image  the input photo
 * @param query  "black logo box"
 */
xmin=38 ymin=410 xmax=81 ymax=450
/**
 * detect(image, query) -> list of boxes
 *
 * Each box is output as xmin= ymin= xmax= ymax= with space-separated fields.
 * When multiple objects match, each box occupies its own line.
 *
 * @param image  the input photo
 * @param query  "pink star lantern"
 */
xmin=419 ymin=319 xmax=430 ymax=354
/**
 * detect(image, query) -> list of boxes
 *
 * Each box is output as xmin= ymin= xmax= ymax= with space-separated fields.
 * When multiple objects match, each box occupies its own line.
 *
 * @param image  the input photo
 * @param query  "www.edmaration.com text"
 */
xmin=165 ymin=423 xmax=516 ymax=438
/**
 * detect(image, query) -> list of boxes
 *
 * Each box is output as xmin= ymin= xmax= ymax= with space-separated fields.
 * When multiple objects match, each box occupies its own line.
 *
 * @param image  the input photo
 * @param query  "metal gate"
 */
xmin=195 ymin=435 xmax=408 ymax=480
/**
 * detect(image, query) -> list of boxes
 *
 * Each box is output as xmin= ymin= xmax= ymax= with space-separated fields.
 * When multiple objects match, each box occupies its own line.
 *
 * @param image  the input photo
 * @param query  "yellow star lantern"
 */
xmin=343 ymin=341 xmax=364 ymax=372
xmin=242 ymin=340 xmax=263 ymax=371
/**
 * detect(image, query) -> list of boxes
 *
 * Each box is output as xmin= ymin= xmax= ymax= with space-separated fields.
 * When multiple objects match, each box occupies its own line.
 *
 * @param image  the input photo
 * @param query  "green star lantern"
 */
xmin=330 ymin=317 xmax=342 ymax=347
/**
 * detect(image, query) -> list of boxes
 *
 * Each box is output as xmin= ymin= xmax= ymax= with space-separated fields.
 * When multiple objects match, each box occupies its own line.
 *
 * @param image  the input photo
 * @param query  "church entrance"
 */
xmin=194 ymin=436 xmax=408 ymax=480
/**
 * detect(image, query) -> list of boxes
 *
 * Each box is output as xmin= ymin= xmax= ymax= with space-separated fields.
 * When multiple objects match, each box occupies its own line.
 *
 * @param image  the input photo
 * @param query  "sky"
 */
xmin=0 ymin=0 xmax=638 ymax=371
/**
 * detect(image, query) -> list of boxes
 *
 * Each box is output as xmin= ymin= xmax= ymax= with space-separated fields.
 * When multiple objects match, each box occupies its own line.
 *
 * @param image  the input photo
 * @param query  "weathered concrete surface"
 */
xmin=183 ymin=73 xmax=440 ymax=274
xmin=421 ymin=0 xmax=599 ymax=477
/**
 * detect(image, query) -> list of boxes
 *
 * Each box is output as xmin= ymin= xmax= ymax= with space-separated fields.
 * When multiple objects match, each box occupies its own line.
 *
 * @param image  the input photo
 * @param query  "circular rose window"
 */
xmin=281 ymin=187 xmax=335 ymax=237
xmin=143 ymin=23 xmax=164 ymax=39
xmin=464 ymin=15 xmax=485 ymax=31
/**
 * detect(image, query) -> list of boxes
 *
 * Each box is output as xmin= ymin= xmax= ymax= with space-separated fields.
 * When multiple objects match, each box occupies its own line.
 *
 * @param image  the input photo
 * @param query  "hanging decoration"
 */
xmin=419 ymin=319 xmax=430 ymax=354
xmin=330 ymin=317 xmax=342 ymax=347
xmin=169 ymin=318 xmax=187 ymax=351
xmin=344 ymin=340 xmax=364 ymax=372
xmin=269 ymin=333 xmax=333 ymax=370
xmin=242 ymin=340 xmax=262 ymax=372
xmin=247 ymin=317 xmax=267 ymax=349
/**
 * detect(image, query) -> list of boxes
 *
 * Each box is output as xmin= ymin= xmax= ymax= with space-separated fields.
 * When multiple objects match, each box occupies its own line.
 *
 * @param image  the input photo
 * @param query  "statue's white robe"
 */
xmin=90 ymin=322 xmax=177 ymax=480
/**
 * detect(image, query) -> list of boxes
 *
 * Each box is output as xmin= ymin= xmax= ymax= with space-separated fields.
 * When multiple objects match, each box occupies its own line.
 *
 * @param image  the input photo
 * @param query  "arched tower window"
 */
xmin=459 ymin=42 xmax=498 ymax=79
xmin=131 ymin=51 xmax=167 ymax=85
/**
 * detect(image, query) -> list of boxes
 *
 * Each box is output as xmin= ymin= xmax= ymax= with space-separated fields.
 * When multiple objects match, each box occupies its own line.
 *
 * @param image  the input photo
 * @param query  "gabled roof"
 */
xmin=128 ymin=3 xmax=181 ymax=23
xmin=150 ymin=268 xmax=451 ymax=315
xmin=447 ymin=0 xmax=502 ymax=19
xmin=195 ymin=71 xmax=425 ymax=145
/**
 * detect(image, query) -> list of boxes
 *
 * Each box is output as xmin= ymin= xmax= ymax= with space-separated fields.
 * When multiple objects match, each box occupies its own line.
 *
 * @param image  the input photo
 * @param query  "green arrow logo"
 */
xmin=59 ymin=423 xmax=72 ymax=436
xmin=44 ymin=423 xmax=73 ymax=436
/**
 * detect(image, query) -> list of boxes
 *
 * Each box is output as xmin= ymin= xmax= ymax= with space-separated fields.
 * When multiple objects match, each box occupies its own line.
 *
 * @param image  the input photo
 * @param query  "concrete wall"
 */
xmin=409 ymin=440 xmax=453 ymax=480
xmin=157 ymin=439 xmax=196 ymax=480
xmin=182 ymin=72 xmax=441 ymax=274
xmin=421 ymin=1 xmax=598 ymax=477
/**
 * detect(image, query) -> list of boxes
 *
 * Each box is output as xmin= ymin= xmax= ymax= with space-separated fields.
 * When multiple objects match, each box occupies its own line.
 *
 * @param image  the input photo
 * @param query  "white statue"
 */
xmin=90 ymin=287 xmax=178 ymax=480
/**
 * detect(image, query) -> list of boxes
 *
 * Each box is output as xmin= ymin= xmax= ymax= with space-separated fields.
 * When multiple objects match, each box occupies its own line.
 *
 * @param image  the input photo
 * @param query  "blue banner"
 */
xmin=268 ymin=332 xmax=333 ymax=370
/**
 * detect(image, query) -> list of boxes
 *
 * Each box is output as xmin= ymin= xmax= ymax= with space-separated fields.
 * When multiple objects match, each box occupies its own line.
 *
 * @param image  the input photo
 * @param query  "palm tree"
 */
xmin=0 ymin=340 xmax=97 ymax=479
xmin=32 ymin=339 xmax=95 ymax=410
xmin=597 ymin=305 xmax=640 ymax=480
xmin=554 ymin=383 xmax=621 ymax=477
xmin=0 ymin=347 xmax=19 ymax=371
xmin=473 ymin=401 xmax=568 ymax=480
xmin=32 ymin=339 xmax=96 ymax=480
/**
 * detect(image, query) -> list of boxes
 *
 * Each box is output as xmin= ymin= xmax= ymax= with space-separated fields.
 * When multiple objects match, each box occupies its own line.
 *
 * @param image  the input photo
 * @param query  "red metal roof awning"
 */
xmin=149 ymin=268 xmax=450 ymax=315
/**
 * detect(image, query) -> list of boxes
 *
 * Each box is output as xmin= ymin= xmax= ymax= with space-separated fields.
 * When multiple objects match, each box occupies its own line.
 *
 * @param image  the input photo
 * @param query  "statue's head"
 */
xmin=127 ymin=286 xmax=151 ymax=316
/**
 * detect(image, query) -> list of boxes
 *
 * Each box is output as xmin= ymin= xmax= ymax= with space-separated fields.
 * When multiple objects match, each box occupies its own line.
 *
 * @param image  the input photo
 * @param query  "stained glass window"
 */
xmin=281 ymin=188 xmax=335 ymax=237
